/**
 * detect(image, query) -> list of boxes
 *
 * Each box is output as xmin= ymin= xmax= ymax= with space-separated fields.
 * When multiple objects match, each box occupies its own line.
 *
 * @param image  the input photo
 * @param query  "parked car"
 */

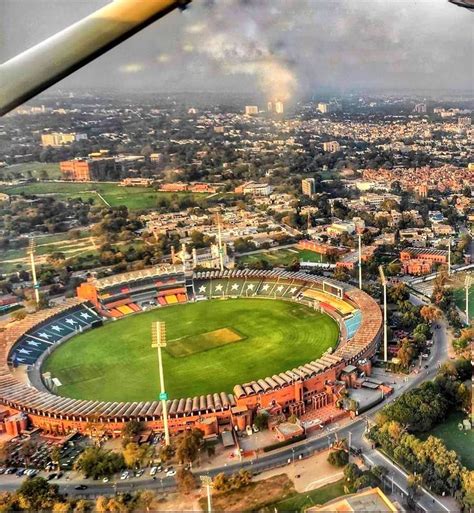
xmin=149 ymin=466 xmax=158 ymax=476
xmin=74 ymin=485 xmax=88 ymax=490
xmin=166 ymin=469 xmax=176 ymax=477
xmin=246 ymin=425 xmax=253 ymax=436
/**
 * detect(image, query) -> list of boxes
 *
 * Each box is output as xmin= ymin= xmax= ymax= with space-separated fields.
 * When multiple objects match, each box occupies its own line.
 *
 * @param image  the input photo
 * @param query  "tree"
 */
xmin=420 ymin=305 xmax=441 ymax=323
xmin=50 ymin=446 xmax=62 ymax=471
xmin=396 ymin=339 xmax=416 ymax=369
xmin=327 ymin=449 xmax=349 ymax=467
xmin=176 ymin=429 xmax=204 ymax=464
xmin=253 ymin=412 xmax=269 ymax=431
xmin=122 ymin=442 xmax=147 ymax=469
xmin=10 ymin=309 xmax=27 ymax=321
xmin=158 ymin=444 xmax=174 ymax=463
xmin=176 ymin=468 xmax=196 ymax=494
xmin=73 ymin=499 xmax=90 ymax=513
xmin=74 ymin=447 xmax=124 ymax=479
xmin=95 ymin=496 xmax=109 ymax=513
xmin=53 ymin=502 xmax=71 ymax=513
xmin=17 ymin=477 xmax=60 ymax=511
xmin=137 ymin=490 xmax=155 ymax=512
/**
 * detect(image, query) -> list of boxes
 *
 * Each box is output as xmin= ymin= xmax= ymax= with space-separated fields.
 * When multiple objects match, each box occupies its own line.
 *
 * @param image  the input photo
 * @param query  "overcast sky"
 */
xmin=1 ymin=0 xmax=472 ymax=99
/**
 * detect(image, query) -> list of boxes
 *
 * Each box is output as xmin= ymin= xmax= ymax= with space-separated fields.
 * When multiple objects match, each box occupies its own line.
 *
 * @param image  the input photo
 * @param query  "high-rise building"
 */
xmin=317 ymin=102 xmax=329 ymax=113
xmin=244 ymin=105 xmax=259 ymax=115
xmin=323 ymin=141 xmax=341 ymax=153
xmin=413 ymin=103 xmax=427 ymax=114
xmin=267 ymin=101 xmax=273 ymax=112
xmin=302 ymin=178 xmax=316 ymax=197
xmin=60 ymin=158 xmax=119 ymax=181
xmin=41 ymin=132 xmax=87 ymax=147
xmin=275 ymin=101 xmax=284 ymax=114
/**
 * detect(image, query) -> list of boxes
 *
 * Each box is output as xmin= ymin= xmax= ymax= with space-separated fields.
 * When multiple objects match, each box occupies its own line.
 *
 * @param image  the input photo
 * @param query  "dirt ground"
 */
xmin=254 ymin=448 xmax=344 ymax=493
xmin=199 ymin=473 xmax=295 ymax=512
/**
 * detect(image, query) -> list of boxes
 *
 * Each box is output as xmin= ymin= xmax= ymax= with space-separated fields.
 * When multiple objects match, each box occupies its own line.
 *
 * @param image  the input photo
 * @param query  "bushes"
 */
xmin=262 ymin=434 xmax=306 ymax=453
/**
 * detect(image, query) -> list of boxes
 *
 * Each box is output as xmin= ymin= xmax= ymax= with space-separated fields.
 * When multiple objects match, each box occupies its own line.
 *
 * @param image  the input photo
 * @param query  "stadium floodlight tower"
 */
xmin=216 ymin=212 xmax=225 ymax=272
xmin=357 ymin=231 xmax=363 ymax=290
xmin=448 ymin=237 xmax=452 ymax=276
xmin=200 ymin=475 xmax=213 ymax=513
xmin=28 ymin=239 xmax=40 ymax=307
xmin=378 ymin=265 xmax=388 ymax=362
xmin=465 ymin=274 xmax=472 ymax=325
xmin=151 ymin=321 xmax=170 ymax=446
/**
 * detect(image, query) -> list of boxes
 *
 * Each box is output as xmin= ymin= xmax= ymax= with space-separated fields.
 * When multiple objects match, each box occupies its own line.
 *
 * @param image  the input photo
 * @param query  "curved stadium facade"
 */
xmin=1 ymin=268 xmax=382 ymax=436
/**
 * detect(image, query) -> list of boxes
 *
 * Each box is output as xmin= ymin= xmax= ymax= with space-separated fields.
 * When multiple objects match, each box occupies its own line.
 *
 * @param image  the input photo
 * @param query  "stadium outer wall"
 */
xmin=0 ymin=269 xmax=382 ymax=437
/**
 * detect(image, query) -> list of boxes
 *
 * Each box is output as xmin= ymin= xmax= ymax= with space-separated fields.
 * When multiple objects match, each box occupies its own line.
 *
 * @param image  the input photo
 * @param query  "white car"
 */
xmin=166 ymin=469 xmax=176 ymax=477
xmin=102 ymin=477 xmax=109 ymax=483
xmin=120 ymin=471 xmax=129 ymax=480
xmin=149 ymin=466 xmax=158 ymax=476
xmin=246 ymin=425 xmax=253 ymax=436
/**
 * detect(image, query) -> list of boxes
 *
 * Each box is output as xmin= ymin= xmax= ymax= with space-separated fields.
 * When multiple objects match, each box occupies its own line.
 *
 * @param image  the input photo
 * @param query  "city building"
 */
xmin=400 ymin=247 xmax=448 ymax=275
xmin=119 ymin=178 xmax=154 ymax=187
xmin=327 ymin=221 xmax=356 ymax=236
xmin=302 ymin=177 xmax=316 ymax=197
xmin=244 ymin=105 xmax=259 ymax=115
xmin=413 ymin=102 xmax=427 ymax=114
xmin=323 ymin=141 xmax=341 ymax=153
xmin=41 ymin=132 xmax=86 ymax=147
xmin=59 ymin=157 xmax=119 ymax=181
xmin=275 ymin=101 xmax=284 ymax=114
xmin=317 ymin=102 xmax=329 ymax=113
xmin=235 ymin=181 xmax=273 ymax=196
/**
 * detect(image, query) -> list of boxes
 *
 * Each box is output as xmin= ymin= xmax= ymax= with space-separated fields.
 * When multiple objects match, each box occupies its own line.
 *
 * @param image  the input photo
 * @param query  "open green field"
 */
xmin=0 ymin=162 xmax=61 ymax=180
xmin=238 ymin=248 xmax=326 ymax=267
xmin=0 ymin=181 xmax=202 ymax=211
xmin=42 ymin=298 xmax=339 ymax=402
xmin=453 ymin=286 xmax=474 ymax=321
xmin=0 ymin=230 xmax=94 ymax=274
xmin=421 ymin=412 xmax=474 ymax=469
xmin=265 ymin=479 xmax=346 ymax=512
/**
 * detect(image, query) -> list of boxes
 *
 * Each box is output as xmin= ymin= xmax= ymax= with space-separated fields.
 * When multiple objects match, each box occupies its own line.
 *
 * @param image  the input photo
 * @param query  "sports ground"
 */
xmin=42 ymin=298 xmax=339 ymax=402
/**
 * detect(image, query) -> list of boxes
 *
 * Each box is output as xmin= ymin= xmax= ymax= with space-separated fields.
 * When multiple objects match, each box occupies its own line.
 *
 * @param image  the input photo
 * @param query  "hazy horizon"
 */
xmin=1 ymin=0 xmax=473 ymax=102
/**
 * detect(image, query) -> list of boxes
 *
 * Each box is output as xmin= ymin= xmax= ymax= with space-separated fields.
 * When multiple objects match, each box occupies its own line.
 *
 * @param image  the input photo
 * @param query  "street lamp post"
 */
xmin=465 ymin=275 xmax=471 ymax=325
xmin=151 ymin=321 xmax=170 ymax=446
xmin=200 ymin=475 xmax=213 ymax=513
xmin=378 ymin=266 xmax=388 ymax=362
xmin=447 ymin=237 xmax=452 ymax=276
xmin=29 ymin=238 xmax=40 ymax=307
xmin=358 ymin=232 xmax=363 ymax=290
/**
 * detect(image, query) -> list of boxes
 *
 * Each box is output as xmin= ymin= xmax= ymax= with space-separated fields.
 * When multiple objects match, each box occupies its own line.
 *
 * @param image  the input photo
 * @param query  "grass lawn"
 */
xmin=265 ymin=479 xmax=347 ymax=512
xmin=421 ymin=412 xmax=474 ymax=470
xmin=0 ymin=162 xmax=61 ymax=180
xmin=42 ymin=298 xmax=339 ymax=402
xmin=0 ymin=182 xmax=204 ymax=210
xmin=238 ymin=248 xmax=326 ymax=267
xmin=0 ymin=231 xmax=94 ymax=274
xmin=453 ymin=286 xmax=473 ymax=320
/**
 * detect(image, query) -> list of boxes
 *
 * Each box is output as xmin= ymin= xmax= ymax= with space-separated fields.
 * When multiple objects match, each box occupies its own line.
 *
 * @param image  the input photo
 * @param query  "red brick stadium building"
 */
xmin=0 ymin=269 xmax=382 ymax=437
